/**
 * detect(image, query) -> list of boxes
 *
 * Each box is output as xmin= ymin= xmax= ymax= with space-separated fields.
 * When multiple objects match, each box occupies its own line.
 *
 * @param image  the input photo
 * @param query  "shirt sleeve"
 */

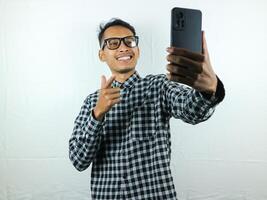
xmin=160 ymin=75 xmax=222 ymax=125
xmin=69 ymin=96 xmax=104 ymax=171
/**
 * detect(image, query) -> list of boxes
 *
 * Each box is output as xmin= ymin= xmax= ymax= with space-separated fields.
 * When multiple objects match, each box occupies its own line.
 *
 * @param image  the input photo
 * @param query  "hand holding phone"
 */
xmin=167 ymin=8 xmax=218 ymax=94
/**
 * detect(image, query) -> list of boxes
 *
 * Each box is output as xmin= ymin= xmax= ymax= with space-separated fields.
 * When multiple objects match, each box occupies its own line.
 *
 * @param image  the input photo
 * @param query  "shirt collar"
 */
xmin=112 ymin=71 xmax=141 ymax=89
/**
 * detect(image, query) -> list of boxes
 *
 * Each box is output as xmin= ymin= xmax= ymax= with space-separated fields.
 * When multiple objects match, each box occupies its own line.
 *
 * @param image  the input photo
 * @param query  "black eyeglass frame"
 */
xmin=101 ymin=35 xmax=139 ymax=50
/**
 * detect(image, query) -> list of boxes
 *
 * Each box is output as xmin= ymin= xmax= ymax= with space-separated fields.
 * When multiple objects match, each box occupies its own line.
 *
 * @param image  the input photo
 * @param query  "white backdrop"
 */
xmin=1 ymin=0 xmax=267 ymax=199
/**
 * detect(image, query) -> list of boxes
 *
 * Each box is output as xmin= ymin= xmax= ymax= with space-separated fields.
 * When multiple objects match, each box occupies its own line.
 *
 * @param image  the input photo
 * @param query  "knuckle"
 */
xmin=102 ymin=90 xmax=107 ymax=95
xmin=179 ymin=49 xmax=186 ymax=55
xmin=166 ymin=54 xmax=172 ymax=62
xmin=201 ymin=55 xmax=205 ymax=61
xmin=175 ymin=67 xmax=180 ymax=74
xmin=104 ymin=94 xmax=109 ymax=99
xmin=107 ymin=100 xmax=112 ymax=106
xmin=166 ymin=64 xmax=171 ymax=71
xmin=199 ymin=63 xmax=204 ymax=72
xmin=175 ymin=56 xmax=181 ymax=64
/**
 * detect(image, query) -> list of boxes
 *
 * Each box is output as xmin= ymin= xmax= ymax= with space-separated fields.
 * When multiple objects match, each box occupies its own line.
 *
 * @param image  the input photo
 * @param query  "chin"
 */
xmin=112 ymin=64 xmax=136 ymax=74
xmin=117 ymin=67 xmax=135 ymax=74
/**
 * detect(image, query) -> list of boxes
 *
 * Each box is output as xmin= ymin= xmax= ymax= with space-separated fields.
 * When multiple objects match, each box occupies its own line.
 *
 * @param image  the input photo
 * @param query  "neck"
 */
xmin=112 ymin=69 xmax=136 ymax=83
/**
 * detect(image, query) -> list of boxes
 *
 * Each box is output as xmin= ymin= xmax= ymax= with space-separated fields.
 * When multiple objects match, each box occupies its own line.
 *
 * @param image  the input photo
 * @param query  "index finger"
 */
xmin=104 ymin=75 xmax=116 ymax=88
xmin=167 ymin=47 xmax=204 ymax=62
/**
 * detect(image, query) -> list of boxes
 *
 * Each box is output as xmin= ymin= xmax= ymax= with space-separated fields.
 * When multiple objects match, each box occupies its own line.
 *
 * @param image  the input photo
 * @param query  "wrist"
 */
xmin=93 ymin=107 xmax=104 ymax=121
xmin=209 ymin=75 xmax=218 ymax=94
xmin=200 ymin=75 xmax=225 ymax=103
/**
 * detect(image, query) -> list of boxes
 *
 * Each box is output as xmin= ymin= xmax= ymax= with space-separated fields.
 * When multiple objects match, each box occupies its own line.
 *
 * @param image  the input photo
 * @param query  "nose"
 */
xmin=118 ymin=41 xmax=129 ymax=52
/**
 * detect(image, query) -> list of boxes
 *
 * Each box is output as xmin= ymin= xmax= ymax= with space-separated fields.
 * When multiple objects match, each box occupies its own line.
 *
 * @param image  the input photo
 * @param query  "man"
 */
xmin=69 ymin=18 xmax=225 ymax=199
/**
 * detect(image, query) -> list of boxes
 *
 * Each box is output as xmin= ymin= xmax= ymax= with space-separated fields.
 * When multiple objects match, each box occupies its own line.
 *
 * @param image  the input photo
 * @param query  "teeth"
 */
xmin=117 ymin=56 xmax=131 ymax=61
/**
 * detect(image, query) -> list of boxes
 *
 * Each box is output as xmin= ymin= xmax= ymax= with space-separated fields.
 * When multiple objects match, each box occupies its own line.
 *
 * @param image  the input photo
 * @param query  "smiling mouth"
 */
xmin=116 ymin=55 xmax=133 ymax=61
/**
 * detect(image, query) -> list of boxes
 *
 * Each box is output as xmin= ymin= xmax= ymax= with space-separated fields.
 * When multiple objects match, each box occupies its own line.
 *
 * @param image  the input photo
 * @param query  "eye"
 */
xmin=108 ymin=39 xmax=120 ymax=48
xmin=125 ymin=37 xmax=136 ymax=47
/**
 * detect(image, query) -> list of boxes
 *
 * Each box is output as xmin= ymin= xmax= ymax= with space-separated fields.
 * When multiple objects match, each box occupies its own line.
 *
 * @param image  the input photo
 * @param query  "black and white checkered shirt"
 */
xmin=69 ymin=71 xmax=223 ymax=200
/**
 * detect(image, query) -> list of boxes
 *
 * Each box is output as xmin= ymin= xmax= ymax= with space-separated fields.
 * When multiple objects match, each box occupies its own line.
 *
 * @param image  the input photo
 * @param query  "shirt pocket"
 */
xmin=130 ymin=99 xmax=157 ymax=141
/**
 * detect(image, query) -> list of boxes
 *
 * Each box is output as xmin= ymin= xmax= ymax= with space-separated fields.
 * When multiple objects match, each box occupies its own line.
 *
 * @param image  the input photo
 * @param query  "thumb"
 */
xmin=101 ymin=75 xmax=107 ymax=89
xmin=202 ymin=31 xmax=209 ymax=58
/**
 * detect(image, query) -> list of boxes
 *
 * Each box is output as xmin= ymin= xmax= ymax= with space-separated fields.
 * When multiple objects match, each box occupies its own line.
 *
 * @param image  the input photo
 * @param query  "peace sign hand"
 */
xmin=93 ymin=75 xmax=121 ymax=121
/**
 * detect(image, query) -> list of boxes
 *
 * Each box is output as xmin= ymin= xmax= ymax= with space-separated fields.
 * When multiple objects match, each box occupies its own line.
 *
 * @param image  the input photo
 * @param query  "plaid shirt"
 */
xmin=69 ymin=71 xmax=221 ymax=200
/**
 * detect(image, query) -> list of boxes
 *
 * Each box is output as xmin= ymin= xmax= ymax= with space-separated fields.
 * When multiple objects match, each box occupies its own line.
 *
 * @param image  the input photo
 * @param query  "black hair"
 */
xmin=98 ymin=18 xmax=136 ymax=47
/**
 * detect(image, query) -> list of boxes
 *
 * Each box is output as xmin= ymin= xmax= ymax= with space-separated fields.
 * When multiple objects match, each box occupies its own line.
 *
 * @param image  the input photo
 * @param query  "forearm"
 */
xmin=178 ymin=89 xmax=216 ymax=124
xmin=69 ymin=109 xmax=104 ymax=171
xmin=161 ymin=76 xmax=221 ymax=124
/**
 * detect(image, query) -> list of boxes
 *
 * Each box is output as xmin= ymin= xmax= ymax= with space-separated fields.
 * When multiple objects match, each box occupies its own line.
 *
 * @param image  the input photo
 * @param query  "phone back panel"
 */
xmin=171 ymin=7 xmax=202 ymax=53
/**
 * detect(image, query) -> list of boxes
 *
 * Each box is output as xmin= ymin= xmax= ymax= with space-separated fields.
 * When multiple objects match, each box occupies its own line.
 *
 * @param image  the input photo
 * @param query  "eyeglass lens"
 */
xmin=106 ymin=36 xmax=138 ymax=50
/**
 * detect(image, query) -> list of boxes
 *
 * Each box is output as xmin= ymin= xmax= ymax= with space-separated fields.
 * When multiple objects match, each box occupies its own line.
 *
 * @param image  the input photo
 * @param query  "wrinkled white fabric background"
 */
xmin=0 ymin=0 xmax=267 ymax=199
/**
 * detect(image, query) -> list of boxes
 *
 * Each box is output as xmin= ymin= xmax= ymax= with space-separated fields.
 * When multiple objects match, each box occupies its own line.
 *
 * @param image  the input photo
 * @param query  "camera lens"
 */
xmin=179 ymin=12 xmax=184 ymax=19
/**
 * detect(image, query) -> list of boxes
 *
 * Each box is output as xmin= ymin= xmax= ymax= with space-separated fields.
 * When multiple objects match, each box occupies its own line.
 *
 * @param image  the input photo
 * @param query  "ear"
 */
xmin=98 ymin=50 xmax=106 ymax=62
xmin=136 ymin=47 xmax=140 ymax=59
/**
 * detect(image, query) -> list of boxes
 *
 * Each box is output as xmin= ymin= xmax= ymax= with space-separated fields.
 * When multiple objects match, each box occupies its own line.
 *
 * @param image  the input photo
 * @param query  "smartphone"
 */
xmin=171 ymin=7 xmax=202 ymax=53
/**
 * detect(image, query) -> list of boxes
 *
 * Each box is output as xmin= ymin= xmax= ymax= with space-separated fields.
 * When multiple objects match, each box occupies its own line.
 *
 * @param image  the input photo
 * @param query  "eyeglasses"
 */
xmin=101 ymin=36 xmax=139 ymax=50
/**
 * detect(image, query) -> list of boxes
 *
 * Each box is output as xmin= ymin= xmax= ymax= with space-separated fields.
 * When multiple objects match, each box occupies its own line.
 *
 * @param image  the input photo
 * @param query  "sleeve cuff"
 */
xmin=83 ymin=109 xmax=104 ymax=134
xmin=200 ymin=75 xmax=225 ymax=104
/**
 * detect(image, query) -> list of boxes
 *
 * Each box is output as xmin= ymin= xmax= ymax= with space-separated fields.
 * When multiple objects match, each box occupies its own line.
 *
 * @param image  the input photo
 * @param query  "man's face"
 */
xmin=99 ymin=26 xmax=140 ymax=74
